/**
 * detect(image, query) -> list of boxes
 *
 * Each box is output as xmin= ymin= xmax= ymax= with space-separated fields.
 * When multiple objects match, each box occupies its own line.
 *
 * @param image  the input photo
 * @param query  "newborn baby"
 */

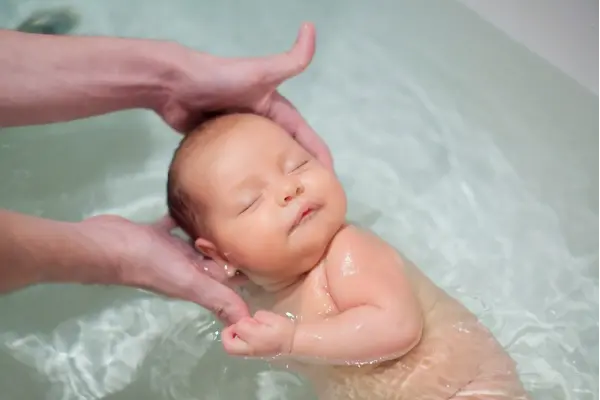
xmin=166 ymin=113 xmax=530 ymax=400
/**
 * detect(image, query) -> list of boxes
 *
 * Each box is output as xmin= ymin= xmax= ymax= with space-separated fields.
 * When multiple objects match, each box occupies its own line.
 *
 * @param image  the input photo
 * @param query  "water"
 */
xmin=0 ymin=0 xmax=597 ymax=399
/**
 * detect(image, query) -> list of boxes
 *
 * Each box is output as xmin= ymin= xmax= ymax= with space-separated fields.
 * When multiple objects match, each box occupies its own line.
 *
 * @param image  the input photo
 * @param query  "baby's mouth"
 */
xmin=290 ymin=204 xmax=321 ymax=232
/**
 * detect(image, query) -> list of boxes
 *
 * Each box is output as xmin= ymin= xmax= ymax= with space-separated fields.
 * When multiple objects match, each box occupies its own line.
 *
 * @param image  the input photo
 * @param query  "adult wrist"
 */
xmin=96 ymin=37 xmax=187 ymax=114
xmin=47 ymin=220 xmax=122 ymax=286
xmin=122 ymin=38 xmax=188 ymax=113
xmin=29 ymin=218 xmax=121 ymax=287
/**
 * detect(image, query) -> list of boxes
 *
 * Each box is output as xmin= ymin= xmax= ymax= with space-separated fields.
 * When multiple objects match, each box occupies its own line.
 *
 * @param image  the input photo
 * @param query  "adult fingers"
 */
xmin=195 ymin=258 xmax=250 ymax=288
xmin=295 ymin=123 xmax=334 ymax=170
xmin=195 ymin=257 xmax=229 ymax=283
xmin=152 ymin=214 xmax=178 ymax=232
xmin=257 ymin=22 xmax=316 ymax=85
xmin=186 ymin=275 xmax=251 ymax=325
xmin=266 ymin=91 xmax=334 ymax=170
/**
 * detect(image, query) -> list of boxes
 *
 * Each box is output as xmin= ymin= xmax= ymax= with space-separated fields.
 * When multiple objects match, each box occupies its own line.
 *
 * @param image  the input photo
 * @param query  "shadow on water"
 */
xmin=14 ymin=6 xmax=80 ymax=35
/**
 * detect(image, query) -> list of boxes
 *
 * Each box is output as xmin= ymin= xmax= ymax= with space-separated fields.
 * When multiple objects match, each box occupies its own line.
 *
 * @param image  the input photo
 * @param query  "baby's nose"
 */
xmin=277 ymin=180 xmax=304 ymax=206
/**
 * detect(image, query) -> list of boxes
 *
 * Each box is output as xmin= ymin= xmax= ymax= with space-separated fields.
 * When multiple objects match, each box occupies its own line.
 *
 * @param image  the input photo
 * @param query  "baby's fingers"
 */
xmin=233 ymin=317 xmax=263 ymax=339
xmin=221 ymin=325 xmax=254 ymax=356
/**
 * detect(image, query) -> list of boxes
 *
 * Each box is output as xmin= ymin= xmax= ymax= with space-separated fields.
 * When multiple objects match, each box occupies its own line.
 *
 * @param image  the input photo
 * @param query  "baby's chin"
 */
xmin=232 ymin=220 xmax=345 ymax=289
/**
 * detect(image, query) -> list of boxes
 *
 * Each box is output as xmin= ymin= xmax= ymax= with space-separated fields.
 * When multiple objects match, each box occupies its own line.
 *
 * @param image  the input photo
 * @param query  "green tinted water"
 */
xmin=0 ymin=1 xmax=597 ymax=399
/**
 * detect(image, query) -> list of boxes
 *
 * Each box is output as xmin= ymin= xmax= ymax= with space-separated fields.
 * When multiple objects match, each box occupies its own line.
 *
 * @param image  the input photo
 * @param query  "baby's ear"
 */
xmin=194 ymin=237 xmax=219 ymax=260
xmin=194 ymin=238 xmax=244 ymax=283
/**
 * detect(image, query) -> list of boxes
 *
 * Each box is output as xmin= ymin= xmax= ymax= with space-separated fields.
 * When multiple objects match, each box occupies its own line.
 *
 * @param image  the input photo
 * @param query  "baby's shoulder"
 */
xmin=326 ymin=225 xmax=400 ymax=266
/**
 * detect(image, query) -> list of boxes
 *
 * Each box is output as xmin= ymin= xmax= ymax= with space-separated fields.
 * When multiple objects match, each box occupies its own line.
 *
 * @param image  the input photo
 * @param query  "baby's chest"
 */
xmin=274 ymin=266 xmax=339 ymax=323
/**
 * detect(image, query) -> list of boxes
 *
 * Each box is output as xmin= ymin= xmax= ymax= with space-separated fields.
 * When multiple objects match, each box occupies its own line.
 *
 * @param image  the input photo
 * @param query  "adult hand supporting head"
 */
xmin=154 ymin=22 xmax=334 ymax=170
xmin=79 ymin=214 xmax=249 ymax=326
xmin=1 ymin=22 xmax=331 ymax=168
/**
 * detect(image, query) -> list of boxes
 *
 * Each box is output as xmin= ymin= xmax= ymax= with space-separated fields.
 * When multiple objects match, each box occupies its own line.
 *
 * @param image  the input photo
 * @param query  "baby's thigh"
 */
xmin=453 ymin=388 xmax=528 ymax=400
xmin=453 ymin=352 xmax=530 ymax=400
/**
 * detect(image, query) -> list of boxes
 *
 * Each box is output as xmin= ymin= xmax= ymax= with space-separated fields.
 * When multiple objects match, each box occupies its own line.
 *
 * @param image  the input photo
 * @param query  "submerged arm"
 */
xmin=0 ymin=29 xmax=178 ymax=127
xmin=290 ymin=233 xmax=424 ymax=365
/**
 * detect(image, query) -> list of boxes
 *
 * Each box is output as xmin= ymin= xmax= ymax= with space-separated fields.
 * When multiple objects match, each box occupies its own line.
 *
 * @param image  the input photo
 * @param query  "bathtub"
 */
xmin=0 ymin=1 xmax=597 ymax=399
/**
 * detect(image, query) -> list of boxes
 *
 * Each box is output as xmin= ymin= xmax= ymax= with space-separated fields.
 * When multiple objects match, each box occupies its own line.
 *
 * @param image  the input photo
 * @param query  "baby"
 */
xmin=166 ymin=113 xmax=530 ymax=400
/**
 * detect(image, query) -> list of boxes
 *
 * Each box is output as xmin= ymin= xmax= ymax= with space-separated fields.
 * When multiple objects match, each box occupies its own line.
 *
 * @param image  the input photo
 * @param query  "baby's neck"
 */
xmin=259 ymin=275 xmax=309 ymax=293
xmin=252 ymin=256 xmax=327 ymax=294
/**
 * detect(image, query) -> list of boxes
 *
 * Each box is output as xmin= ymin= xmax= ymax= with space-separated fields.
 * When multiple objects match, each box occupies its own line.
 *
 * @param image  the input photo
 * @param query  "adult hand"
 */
xmin=1 ymin=23 xmax=332 ymax=169
xmin=79 ymin=214 xmax=249 ymax=325
xmin=155 ymin=22 xmax=333 ymax=170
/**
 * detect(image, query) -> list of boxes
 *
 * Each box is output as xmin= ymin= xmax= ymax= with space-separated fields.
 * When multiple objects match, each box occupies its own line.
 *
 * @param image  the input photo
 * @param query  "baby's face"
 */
xmin=184 ymin=114 xmax=346 ymax=288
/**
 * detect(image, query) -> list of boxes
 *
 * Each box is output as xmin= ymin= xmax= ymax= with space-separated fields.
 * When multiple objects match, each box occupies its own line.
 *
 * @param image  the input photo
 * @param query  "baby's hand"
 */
xmin=221 ymin=310 xmax=295 ymax=358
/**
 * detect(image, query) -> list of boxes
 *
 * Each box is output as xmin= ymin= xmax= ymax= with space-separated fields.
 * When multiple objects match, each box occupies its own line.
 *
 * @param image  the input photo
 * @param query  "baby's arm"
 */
xmin=289 ymin=229 xmax=423 ymax=364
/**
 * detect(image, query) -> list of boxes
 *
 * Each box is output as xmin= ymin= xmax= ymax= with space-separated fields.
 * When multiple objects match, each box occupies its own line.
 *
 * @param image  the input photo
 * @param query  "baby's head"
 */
xmin=167 ymin=113 xmax=347 ymax=290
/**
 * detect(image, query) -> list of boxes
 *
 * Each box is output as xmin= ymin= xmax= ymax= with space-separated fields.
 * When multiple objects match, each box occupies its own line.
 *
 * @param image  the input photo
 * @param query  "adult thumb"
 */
xmin=261 ymin=22 xmax=316 ymax=83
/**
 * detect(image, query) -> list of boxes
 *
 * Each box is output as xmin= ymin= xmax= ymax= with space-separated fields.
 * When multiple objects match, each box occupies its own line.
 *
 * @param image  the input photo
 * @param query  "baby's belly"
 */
xmin=301 ymin=303 xmax=521 ymax=400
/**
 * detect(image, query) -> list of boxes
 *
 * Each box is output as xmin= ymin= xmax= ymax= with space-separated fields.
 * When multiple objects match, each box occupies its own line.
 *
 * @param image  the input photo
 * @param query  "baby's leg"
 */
xmin=453 ymin=351 xmax=530 ymax=400
xmin=454 ymin=388 xmax=529 ymax=400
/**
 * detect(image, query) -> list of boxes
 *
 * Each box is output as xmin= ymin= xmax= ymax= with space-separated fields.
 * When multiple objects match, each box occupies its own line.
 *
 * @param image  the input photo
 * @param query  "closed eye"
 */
xmin=239 ymin=196 xmax=261 ymax=214
xmin=292 ymin=160 xmax=309 ymax=171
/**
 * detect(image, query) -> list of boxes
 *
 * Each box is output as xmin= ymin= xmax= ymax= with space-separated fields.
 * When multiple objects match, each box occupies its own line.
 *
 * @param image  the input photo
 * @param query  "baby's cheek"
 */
xmin=227 ymin=233 xmax=282 ymax=270
xmin=320 ymin=169 xmax=341 ymax=189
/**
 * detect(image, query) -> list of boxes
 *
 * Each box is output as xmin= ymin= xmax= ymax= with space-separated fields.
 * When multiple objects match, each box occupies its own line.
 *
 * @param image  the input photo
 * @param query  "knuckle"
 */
xmin=213 ymin=305 xmax=226 ymax=319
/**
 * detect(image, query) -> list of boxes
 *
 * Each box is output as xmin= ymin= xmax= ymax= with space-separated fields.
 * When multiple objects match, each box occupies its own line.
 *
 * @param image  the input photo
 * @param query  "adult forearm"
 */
xmin=0 ymin=29 xmax=181 ymax=127
xmin=0 ymin=209 xmax=116 ymax=293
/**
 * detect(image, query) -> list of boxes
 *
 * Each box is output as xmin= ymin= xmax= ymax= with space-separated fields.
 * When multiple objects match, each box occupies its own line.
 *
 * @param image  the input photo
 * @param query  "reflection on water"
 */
xmin=0 ymin=0 xmax=597 ymax=399
xmin=3 ymin=298 xmax=213 ymax=398
xmin=1 ymin=296 xmax=311 ymax=399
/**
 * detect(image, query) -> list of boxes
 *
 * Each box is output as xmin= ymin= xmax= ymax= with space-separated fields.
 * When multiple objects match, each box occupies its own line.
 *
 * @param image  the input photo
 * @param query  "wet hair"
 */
xmin=166 ymin=132 xmax=206 ymax=239
xmin=166 ymin=111 xmax=238 ymax=239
